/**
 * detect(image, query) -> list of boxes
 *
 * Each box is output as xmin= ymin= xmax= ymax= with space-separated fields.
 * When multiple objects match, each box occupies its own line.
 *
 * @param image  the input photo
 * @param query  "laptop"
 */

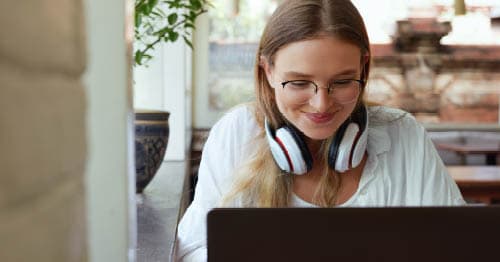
xmin=207 ymin=207 xmax=500 ymax=262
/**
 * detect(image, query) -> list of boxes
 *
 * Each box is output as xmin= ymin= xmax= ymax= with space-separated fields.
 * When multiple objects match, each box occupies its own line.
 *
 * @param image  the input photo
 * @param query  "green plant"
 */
xmin=134 ymin=0 xmax=210 ymax=65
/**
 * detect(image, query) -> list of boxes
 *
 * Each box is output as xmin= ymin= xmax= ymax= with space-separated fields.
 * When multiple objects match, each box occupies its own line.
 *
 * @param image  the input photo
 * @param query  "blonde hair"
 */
xmin=222 ymin=0 xmax=371 ymax=207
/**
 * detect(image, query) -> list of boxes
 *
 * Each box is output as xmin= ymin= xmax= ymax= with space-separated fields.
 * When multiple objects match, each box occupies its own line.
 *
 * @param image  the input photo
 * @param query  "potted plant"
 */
xmin=134 ymin=0 xmax=210 ymax=65
xmin=133 ymin=0 xmax=210 ymax=193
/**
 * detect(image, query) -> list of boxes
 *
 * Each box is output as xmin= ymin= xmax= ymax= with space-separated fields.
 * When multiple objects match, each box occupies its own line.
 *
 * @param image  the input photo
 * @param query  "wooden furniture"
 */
xmin=447 ymin=165 xmax=500 ymax=204
xmin=436 ymin=142 xmax=500 ymax=165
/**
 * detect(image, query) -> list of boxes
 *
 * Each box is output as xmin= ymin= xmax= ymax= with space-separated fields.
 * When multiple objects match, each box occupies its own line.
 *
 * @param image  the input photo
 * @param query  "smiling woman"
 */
xmin=176 ymin=1 xmax=465 ymax=261
xmin=261 ymin=36 xmax=365 ymax=140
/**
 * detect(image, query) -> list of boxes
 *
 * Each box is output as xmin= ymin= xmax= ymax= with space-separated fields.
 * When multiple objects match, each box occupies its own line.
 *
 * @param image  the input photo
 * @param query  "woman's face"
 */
xmin=263 ymin=36 xmax=364 ymax=142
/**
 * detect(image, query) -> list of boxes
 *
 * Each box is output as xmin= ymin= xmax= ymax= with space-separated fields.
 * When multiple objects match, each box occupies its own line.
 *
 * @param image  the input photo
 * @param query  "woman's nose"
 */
xmin=308 ymin=87 xmax=332 ymax=112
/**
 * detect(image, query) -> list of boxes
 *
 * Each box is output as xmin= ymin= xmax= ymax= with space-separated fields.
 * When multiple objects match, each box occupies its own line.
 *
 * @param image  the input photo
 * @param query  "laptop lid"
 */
xmin=207 ymin=207 xmax=500 ymax=262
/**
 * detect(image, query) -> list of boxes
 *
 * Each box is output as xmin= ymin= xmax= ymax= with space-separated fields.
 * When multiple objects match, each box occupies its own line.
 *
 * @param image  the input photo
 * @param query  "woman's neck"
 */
xmin=305 ymin=138 xmax=324 ymax=159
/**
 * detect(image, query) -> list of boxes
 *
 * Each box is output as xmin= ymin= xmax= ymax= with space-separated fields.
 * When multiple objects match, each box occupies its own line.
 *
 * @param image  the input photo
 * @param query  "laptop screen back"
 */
xmin=207 ymin=207 xmax=500 ymax=262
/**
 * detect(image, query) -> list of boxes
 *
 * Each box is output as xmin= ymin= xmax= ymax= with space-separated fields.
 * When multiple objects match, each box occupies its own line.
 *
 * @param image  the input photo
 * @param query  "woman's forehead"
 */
xmin=271 ymin=36 xmax=362 ymax=77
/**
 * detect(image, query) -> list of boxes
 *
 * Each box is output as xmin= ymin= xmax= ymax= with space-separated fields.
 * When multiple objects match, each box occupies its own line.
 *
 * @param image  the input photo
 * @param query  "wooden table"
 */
xmin=447 ymin=165 xmax=500 ymax=204
xmin=436 ymin=142 xmax=500 ymax=165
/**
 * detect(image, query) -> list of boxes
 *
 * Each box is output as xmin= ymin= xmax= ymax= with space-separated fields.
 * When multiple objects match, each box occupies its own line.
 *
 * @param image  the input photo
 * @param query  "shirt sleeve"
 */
xmin=175 ymin=142 xmax=222 ymax=261
xmin=400 ymin=116 xmax=466 ymax=206
xmin=174 ymin=106 xmax=254 ymax=261
xmin=420 ymin=129 xmax=466 ymax=205
xmin=175 ymin=128 xmax=229 ymax=261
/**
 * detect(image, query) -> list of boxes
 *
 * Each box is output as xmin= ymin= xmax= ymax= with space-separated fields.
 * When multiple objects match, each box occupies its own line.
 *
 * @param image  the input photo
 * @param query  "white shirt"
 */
xmin=175 ymin=105 xmax=465 ymax=261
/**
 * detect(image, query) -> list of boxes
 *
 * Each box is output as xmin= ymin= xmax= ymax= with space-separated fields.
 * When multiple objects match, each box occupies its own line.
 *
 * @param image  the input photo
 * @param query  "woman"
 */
xmin=175 ymin=0 xmax=464 ymax=261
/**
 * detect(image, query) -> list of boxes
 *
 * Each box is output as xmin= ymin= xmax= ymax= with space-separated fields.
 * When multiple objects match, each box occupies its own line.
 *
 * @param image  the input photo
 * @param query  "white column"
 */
xmin=84 ymin=0 xmax=136 ymax=261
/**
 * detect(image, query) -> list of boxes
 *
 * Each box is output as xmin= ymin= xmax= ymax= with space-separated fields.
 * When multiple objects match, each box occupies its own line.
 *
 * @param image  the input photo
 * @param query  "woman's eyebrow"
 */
xmin=282 ymin=68 xmax=359 ymax=79
xmin=331 ymin=69 xmax=358 ymax=77
xmin=282 ymin=71 xmax=313 ymax=79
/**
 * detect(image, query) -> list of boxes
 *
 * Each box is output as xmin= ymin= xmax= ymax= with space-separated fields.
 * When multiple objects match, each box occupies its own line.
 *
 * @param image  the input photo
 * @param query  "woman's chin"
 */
xmin=301 ymin=129 xmax=334 ymax=141
xmin=298 ymin=122 xmax=340 ymax=140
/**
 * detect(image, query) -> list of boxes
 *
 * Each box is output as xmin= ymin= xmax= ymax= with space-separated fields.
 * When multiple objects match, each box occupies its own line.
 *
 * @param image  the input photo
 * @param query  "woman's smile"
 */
xmin=305 ymin=111 xmax=335 ymax=124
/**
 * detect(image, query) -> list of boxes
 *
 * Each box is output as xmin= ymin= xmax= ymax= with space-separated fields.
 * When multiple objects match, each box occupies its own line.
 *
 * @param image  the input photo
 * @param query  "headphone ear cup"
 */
xmin=264 ymin=119 xmax=312 ymax=175
xmin=328 ymin=121 xmax=348 ymax=171
xmin=265 ymin=119 xmax=292 ymax=173
xmin=329 ymin=105 xmax=369 ymax=172
xmin=334 ymin=123 xmax=359 ymax=173
xmin=351 ymin=105 xmax=369 ymax=168
xmin=278 ymin=126 xmax=313 ymax=174
xmin=351 ymin=126 xmax=368 ymax=167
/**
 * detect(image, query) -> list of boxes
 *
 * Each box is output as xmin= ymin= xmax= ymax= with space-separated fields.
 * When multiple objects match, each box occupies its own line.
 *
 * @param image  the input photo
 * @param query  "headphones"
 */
xmin=264 ymin=105 xmax=368 ymax=174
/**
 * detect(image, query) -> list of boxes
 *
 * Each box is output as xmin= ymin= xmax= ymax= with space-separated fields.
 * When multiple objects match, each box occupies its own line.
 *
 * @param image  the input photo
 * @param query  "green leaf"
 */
xmin=188 ymin=11 xmax=196 ymax=22
xmin=151 ymin=11 xmax=162 ymax=17
xmin=153 ymin=27 xmax=169 ymax=36
xmin=135 ymin=1 xmax=146 ymax=12
xmin=135 ymin=13 xmax=142 ymax=28
xmin=167 ymin=0 xmax=181 ymax=8
xmin=168 ymin=13 xmax=178 ymax=25
xmin=183 ymin=36 xmax=193 ymax=49
xmin=144 ymin=4 xmax=152 ymax=15
xmin=147 ymin=0 xmax=159 ymax=10
xmin=184 ymin=22 xmax=195 ymax=29
xmin=169 ymin=31 xmax=179 ymax=42
xmin=190 ymin=0 xmax=202 ymax=10
xmin=135 ymin=50 xmax=143 ymax=65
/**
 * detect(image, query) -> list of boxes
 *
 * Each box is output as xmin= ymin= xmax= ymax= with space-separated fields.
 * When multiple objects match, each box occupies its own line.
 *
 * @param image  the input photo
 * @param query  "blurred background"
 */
xmin=2 ymin=0 xmax=500 ymax=261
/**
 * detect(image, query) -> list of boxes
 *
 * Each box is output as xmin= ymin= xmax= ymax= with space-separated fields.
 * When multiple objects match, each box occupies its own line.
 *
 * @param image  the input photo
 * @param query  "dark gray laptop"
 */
xmin=207 ymin=207 xmax=500 ymax=262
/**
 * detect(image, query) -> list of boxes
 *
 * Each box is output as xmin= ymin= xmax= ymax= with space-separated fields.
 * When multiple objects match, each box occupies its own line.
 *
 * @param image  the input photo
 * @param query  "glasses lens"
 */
xmin=331 ymin=80 xmax=360 ymax=104
xmin=283 ymin=80 xmax=360 ymax=104
xmin=283 ymin=80 xmax=316 ymax=102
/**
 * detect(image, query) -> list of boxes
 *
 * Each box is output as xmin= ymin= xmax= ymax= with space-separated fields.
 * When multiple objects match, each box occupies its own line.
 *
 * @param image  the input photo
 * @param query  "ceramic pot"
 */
xmin=134 ymin=110 xmax=170 ymax=193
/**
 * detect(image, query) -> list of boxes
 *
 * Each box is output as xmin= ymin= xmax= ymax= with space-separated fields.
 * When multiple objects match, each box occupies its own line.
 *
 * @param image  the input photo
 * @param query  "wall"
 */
xmin=0 ymin=0 xmax=87 ymax=261
xmin=369 ymin=43 xmax=500 ymax=126
xmin=84 ymin=0 xmax=136 ymax=261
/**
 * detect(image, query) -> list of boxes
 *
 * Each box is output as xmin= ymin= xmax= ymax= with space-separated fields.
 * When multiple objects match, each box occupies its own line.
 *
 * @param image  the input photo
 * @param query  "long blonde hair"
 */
xmin=222 ymin=0 xmax=371 ymax=207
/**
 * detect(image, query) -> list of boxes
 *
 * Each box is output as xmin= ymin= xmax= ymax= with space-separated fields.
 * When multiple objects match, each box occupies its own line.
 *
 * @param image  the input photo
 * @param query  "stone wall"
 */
xmin=368 ymin=43 xmax=500 ymax=124
xmin=0 ymin=0 xmax=87 ymax=261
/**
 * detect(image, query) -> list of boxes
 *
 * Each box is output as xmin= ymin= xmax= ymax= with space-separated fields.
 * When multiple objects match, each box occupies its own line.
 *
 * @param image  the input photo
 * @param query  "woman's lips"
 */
xmin=306 ymin=112 xmax=334 ymax=124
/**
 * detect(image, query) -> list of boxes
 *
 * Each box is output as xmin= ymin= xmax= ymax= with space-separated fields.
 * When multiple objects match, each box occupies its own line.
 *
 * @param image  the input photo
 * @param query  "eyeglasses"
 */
xmin=280 ymin=79 xmax=363 ymax=104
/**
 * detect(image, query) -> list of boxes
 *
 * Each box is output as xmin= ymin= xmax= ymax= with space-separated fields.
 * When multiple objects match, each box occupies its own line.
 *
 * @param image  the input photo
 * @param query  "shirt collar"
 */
xmin=367 ymin=123 xmax=391 ymax=156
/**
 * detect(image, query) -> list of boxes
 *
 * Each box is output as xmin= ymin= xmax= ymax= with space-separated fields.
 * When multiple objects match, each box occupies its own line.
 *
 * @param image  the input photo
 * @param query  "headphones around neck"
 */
xmin=264 ymin=105 xmax=368 ymax=175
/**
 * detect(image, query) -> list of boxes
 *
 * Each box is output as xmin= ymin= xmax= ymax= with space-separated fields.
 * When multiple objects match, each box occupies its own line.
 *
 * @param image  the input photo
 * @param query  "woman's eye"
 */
xmin=332 ymin=79 xmax=353 ymax=87
xmin=333 ymin=79 xmax=350 ymax=85
xmin=288 ymin=81 xmax=310 ymax=87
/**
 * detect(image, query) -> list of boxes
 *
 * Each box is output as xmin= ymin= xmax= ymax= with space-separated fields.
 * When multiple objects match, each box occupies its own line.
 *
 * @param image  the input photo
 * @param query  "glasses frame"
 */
xmin=279 ymin=78 xmax=364 ymax=104
xmin=280 ymin=79 xmax=364 ymax=93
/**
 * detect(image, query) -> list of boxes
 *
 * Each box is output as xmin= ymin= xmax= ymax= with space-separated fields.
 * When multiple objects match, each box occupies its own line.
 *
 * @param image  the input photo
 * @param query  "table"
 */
xmin=447 ymin=165 xmax=500 ymax=204
xmin=436 ymin=142 xmax=500 ymax=165
xmin=136 ymin=160 xmax=191 ymax=262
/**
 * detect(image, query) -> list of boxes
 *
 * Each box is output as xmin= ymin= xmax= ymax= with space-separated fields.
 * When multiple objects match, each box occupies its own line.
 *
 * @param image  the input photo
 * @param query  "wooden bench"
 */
xmin=437 ymin=142 xmax=500 ymax=165
xmin=429 ymin=130 xmax=500 ymax=165
xmin=446 ymin=165 xmax=500 ymax=204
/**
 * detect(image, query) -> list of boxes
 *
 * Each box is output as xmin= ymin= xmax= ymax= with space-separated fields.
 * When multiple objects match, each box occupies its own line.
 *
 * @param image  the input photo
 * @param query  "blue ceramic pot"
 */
xmin=135 ymin=110 xmax=170 ymax=193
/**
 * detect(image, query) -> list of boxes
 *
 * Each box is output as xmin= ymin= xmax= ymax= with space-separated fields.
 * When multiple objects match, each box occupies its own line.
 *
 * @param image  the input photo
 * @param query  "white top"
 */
xmin=175 ymin=105 xmax=465 ymax=262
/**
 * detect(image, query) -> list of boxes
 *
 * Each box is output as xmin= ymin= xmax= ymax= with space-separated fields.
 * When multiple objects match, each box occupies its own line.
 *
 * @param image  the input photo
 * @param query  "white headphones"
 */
xmin=265 ymin=105 xmax=368 ymax=174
